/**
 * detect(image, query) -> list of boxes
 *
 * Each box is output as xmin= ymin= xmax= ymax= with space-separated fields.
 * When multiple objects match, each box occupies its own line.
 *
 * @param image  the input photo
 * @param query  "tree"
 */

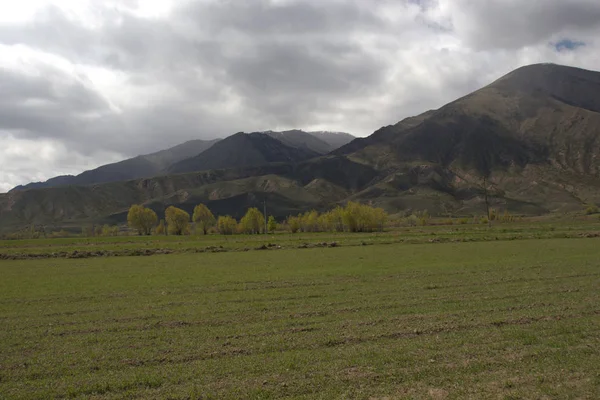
xmin=82 ymin=225 xmax=95 ymax=237
xmin=155 ymin=219 xmax=166 ymax=235
xmin=165 ymin=206 xmax=190 ymax=235
xmin=300 ymin=210 xmax=319 ymax=232
xmin=286 ymin=215 xmax=301 ymax=233
xmin=217 ymin=215 xmax=237 ymax=235
xmin=240 ymin=207 xmax=264 ymax=234
xmin=127 ymin=205 xmax=158 ymax=235
xmin=267 ymin=215 xmax=277 ymax=233
xmin=192 ymin=204 xmax=216 ymax=235
xmin=322 ymin=207 xmax=344 ymax=232
xmin=342 ymin=201 xmax=388 ymax=232
xmin=101 ymin=224 xmax=112 ymax=237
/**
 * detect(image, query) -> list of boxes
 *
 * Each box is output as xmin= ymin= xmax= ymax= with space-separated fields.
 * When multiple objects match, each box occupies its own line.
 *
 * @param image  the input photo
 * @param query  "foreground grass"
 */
xmin=0 ymin=239 xmax=599 ymax=399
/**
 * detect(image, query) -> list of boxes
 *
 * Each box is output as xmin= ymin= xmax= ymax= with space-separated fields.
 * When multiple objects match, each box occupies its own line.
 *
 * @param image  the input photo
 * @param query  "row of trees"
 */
xmin=127 ymin=204 xmax=269 ymax=236
xmin=126 ymin=201 xmax=388 ymax=236
xmin=286 ymin=202 xmax=387 ymax=233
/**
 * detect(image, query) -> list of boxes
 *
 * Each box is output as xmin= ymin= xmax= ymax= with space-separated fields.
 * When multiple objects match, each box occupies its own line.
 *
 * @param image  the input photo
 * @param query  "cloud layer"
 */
xmin=1 ymin=0 xmax=600 ymax=191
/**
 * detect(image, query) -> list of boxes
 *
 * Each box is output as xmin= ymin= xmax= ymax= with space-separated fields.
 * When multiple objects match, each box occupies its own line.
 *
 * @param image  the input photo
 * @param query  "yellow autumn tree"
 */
xmin=165 ymin=206 xmax=190 ymax=236
xmin=217 ymin=215 xmax=237 ymax=235
xmin=127 ymin=204 xmax=158 ymax=235
xmin=239 ymin=207 xmax=264 ymax=234
xmin=192 ymin=204 xmax=216 ymax=235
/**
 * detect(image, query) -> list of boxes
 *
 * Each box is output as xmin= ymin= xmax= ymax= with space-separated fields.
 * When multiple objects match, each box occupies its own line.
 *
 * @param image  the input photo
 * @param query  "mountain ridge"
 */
xmin=2 ymin=63 xmax=600 ymax=232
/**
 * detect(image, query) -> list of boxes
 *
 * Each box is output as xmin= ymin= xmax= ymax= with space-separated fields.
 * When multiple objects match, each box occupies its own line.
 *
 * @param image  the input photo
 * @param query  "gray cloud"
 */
xmin=0 ymin=0 xmax=599 ymax=191
xmin=451 ymin=0 xmax=600 ymax=50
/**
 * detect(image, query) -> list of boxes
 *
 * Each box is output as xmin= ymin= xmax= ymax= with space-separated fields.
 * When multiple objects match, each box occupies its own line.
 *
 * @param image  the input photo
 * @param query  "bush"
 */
xmin=585 ymin=204 xmax=599 ymax=215
xmin=406 ymin=215 xmax=419 ymax=227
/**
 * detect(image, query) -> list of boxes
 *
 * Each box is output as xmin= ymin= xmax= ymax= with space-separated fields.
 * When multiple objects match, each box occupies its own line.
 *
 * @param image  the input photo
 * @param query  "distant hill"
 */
xmin=3 ymin=63 xmax=600 ymax=231
xmin=263 ymin=130 xmax=339 ymax=154
xmin=11 ymin=139 xmax=219 ymax=191
xmin=11 ymin=131 xmax=354 ymax=192
xmin=308 ymin=131 xmax=357 ymax=151
xmin=167 ymin=132 xmax=322 ymax=174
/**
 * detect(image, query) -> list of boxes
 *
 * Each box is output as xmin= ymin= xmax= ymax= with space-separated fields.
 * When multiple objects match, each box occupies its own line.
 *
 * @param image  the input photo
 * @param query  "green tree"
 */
xmin=267 ymin=215 xmax=277 ymax=233
xmin=127 ymin=204 xmax=158 ymax=235
xmin=101 ymin=224 xmax=112 ymax=237
xmin=192 ymin=204 xmax=216 ymax=235
xmin=240 ymin=207 xmax=264 ymax=234
xmin=165 ymin=206 xmax=190 ymax=236
xmin=82 ymin=225 xmax=95 ymax=237
xmin=217 ymin=216 xmax=237 ymax=235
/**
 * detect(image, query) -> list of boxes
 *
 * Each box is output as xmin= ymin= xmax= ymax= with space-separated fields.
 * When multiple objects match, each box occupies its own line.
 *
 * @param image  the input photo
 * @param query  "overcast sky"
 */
xmin=1 ymin=0 xmax=600 ymax=192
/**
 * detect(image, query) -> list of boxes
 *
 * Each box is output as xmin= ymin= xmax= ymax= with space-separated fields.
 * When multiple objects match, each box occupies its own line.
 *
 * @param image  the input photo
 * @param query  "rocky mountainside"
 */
xmin=2 ymin=63 xmax=600 ymax=231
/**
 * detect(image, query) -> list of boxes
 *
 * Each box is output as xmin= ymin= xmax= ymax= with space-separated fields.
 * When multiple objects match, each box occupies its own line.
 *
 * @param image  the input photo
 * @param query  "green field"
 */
xmin=1 ymin=234 xmax=599 ymax=398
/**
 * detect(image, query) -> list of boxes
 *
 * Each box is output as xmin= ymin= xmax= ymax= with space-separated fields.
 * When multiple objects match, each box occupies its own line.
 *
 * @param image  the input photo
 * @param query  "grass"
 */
xmin=0 ymin=235 xmax=599 ymax=399
xmin=2 ymin=217 xmax=600 ymax=258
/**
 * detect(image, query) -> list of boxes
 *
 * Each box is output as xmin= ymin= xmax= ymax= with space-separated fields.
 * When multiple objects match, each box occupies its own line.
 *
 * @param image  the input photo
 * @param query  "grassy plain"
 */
xmin=0 ymin=225 xmax=599 ymax=399
xmin=2 ymin=216 xmax=600 ymax=258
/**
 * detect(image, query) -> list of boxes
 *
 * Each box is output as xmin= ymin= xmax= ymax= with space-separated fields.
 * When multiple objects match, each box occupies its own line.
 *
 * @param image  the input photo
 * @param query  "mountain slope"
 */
xmin=263 ymin=130 xmax=335 ymax=154
xmin=11 ymin=139 xmax=219 ymax=191
xmin=309 ymin=131 xmax=356 ymax=151
xmin=342 ymin=63 xmax=600 ymax=212
xmin=168 ymin=132 xmax=321 ymax=174
xmin=0 ymin=156 xmax=378 ymax=229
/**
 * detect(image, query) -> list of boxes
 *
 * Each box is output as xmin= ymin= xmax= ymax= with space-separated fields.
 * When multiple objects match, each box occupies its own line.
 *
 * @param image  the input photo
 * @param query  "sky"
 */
xmin=1 ymin=0 xmax=600 ymax=192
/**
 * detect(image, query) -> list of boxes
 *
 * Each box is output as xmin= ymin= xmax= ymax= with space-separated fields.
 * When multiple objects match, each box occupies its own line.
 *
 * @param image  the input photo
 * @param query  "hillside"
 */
xmin=309 ymin=131 xmax=357 ymax=150
xmin=12 ymin=139 xmax=219 ymax=191
xmin=341 ymin=63 xmax=600 ymax=214
xmin=167 ymin=133 xmax=321 ymax=174
xmin=0 ymin=156 xmax=377 ymax=229
xmin=2 ymin=63 xmax=600 ymax=231
xmin=263 ymin=130 xmax=343 ymax=154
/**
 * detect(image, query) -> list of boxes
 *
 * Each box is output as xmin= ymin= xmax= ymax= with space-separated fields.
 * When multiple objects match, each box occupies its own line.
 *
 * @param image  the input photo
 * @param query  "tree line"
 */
xmin=126 ymin=201 xmax=389 ymax=236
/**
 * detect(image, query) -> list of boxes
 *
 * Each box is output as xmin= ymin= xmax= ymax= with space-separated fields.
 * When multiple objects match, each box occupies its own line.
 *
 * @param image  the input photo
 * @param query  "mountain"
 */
xmin=11 ymin=131 xmax=354 ymax=192
xmin=338 ymin=63 xmax=600 ymax=213
xmin=308 ymin=131 xmax=357 ymax=150
xmin=2 ymin=63 xmax=600 ymax=231
xmin=11 ymin=139 xmax=219 ymax=191
xmin=262 ymin=130 xmax=344 ymax=154
xmin=167 ymin=132 xmax=321 ymax=174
